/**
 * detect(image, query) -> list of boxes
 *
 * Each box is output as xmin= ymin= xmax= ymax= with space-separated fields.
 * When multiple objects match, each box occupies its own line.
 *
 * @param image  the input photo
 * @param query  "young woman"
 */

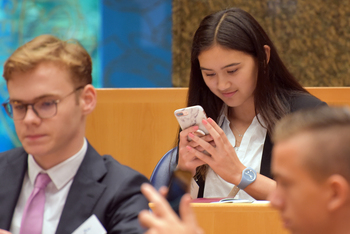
xmin=176 ymin=8 xmax=326 ymax=200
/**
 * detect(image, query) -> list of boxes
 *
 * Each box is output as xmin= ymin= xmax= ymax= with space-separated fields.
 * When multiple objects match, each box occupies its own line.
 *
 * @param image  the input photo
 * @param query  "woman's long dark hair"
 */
xmin=177 ymin=8 xmax=307 ymax=179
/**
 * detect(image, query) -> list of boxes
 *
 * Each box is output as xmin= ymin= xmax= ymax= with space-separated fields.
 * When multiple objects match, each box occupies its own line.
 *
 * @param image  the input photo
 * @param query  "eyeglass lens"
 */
xmin=6 ymin=98 xmax=58 ymax=120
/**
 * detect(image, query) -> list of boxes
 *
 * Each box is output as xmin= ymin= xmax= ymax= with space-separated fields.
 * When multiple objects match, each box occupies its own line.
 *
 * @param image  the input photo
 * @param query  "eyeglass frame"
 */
xmin=2 ymin=86 xmax=85 ymax=120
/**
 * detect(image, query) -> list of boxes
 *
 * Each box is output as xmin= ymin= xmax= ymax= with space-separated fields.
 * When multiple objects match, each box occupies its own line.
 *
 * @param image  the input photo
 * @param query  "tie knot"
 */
xmin=34 ymin=173 xmax=51 ymax=189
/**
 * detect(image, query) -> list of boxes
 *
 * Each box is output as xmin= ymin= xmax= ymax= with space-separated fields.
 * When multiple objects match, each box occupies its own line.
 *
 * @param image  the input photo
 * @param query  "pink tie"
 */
xmin=20 ymin=173 xmax=51 ymax=234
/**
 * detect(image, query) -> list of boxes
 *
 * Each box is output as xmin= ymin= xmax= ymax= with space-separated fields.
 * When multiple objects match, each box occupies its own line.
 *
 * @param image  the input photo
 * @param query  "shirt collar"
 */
xmin=27 ymin=138 xmax=88 ymax=190
xmin=217 ymin=104 xmax=266 ymax=129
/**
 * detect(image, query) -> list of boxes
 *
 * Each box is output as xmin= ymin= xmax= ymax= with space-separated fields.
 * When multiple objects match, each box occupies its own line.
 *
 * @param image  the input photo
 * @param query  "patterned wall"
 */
xmin=172 ymin=0 xmax=350 ymax=87
xmin=0 ymin=0 xmax=173 ymax=152
xmin=101 ymin=0 xmax=172 ymax=87
xmin=0 ymin=0 xmax=100 ymax=151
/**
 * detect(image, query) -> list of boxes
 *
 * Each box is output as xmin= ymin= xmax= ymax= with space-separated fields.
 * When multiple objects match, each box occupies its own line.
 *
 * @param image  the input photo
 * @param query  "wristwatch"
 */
xmin=237 ymin=167 xmax=257 ymax=190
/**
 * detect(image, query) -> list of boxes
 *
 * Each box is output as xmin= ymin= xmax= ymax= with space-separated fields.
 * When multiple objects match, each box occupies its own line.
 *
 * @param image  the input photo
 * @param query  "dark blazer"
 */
xmin=260 ymin=92 xmax=327 ymax=179
xmin=0 ymin=143 xmax=149 ymax=234
xmin=197 ymin=92 xmax=327 ymax=197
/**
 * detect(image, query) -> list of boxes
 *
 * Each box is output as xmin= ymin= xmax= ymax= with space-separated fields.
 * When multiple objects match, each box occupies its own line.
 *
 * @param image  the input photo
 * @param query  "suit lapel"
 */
xmin=260 ymin=133 xmax=273 ymax=179
xmin=0 ymin=148 xmax=27 ymax=229
xmin=55 ymin=144 xmax=107 ymax=234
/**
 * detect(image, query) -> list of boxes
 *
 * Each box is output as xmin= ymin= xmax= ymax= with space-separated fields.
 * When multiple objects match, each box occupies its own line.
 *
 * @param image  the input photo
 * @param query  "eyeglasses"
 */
xmin=2 ymin=86 xmax=84 ymax=120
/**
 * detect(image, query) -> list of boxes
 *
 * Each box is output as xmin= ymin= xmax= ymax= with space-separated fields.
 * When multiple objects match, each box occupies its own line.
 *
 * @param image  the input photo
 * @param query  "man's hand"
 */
xmin=138 ymin=183 xmax=204 ymax=234
xmin=0 ymin=229 xmax=12 ymax=234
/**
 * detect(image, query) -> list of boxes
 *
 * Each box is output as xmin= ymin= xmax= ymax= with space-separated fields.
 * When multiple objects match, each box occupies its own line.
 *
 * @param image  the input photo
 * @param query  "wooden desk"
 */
xmin=192 ymin=203 xmax=288 ymax=234
xmin=86 ymin=87 xmax=350 ymax=178
xmin=148 ymin=202 xmax=289 ymax=234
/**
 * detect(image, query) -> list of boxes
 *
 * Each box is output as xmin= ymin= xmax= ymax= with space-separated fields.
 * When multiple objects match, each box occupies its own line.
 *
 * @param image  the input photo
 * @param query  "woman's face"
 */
xmin=198 ymin=45 xmax=258 ymax=109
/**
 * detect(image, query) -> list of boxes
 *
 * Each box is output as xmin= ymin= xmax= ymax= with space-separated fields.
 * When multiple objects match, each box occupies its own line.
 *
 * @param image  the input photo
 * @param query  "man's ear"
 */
xmin=263 ymin=45 xmax=270 ymax=65
xmin=80 ymin=84 xmax=97 ymax=115
xmin=325 ymin=174 xmax=350 ymax=212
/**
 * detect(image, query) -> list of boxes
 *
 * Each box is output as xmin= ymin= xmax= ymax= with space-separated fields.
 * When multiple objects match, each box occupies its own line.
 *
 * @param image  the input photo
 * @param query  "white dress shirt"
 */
xmin=203 ymin=106 xmax=267 ymax=200
xmin=10 ymin=139 xmax=87 ymax=234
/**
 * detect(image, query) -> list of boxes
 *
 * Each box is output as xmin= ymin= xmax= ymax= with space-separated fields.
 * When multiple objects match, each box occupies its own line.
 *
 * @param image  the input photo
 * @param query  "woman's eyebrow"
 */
xmin=200 ymin=67 xmax=213 ymax=71
xmin=221 ymin=63 xmax=240 ymax=69
xmin=200 ymin=63 xmax=241 ymax=71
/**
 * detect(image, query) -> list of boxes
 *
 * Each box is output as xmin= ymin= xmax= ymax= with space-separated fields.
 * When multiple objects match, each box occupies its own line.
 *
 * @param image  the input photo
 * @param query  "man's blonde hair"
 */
xmin=273 ymin=106 xmax=350 ymax=182
xmin=3 ymin=34 xmax=92 ymax=86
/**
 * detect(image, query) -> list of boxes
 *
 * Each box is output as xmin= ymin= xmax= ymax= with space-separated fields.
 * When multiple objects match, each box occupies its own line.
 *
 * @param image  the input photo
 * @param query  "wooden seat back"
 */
xmin=86 ymin=87 xmax=350 ymax=178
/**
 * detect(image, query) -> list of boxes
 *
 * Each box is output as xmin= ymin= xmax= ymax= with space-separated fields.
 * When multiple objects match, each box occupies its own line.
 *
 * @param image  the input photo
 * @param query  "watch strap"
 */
xmin=237 ymin=167 xmax=257 ymax=190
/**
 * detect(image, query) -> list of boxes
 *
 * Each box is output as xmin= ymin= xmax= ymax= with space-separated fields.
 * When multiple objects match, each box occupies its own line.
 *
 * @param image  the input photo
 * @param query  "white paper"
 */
xmin=72 ymin=214 xmax=107 ymax=234
xmin=211 ymin=198 xmax=253 ymax=203
xmin=252 ymin=200 xmax=270 ymax=204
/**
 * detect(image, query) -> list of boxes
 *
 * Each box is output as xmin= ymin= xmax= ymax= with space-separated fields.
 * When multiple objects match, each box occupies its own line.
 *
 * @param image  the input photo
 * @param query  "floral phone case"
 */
xmin=174 ymin=105 xmax=209 ymax=135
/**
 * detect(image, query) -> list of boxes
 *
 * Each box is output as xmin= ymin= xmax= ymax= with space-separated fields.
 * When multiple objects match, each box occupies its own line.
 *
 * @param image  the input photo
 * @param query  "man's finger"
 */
xmin=141 ymin=183 xmax=173 ymax=216
xmin=138 ymin=210 xmax=162 ymax=229
xmin=179 ymin=194 xmax=196 ymax=222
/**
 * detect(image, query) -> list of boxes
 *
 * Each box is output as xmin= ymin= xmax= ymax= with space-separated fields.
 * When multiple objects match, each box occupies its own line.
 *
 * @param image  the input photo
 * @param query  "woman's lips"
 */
xmin=222 ymin=90 xmax=237 ymax=98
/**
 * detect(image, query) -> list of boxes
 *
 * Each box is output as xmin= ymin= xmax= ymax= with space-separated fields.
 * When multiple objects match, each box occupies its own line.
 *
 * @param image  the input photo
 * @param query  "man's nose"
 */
xmin=22 ymin=105 xmax=41 ymax=124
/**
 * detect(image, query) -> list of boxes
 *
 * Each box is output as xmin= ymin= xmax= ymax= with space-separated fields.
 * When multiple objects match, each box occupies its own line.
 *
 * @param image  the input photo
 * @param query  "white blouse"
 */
xmin=203 ymin=107 xmax=267 ymax=201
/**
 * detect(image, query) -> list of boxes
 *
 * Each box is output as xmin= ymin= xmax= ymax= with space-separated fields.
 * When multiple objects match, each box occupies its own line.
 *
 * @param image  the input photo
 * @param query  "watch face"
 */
xmin=244 ymin=169 xmax=257 ymax=181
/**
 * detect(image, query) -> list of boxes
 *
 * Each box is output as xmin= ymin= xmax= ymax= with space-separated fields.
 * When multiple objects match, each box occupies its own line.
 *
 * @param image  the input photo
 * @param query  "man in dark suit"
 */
xmin=139 ymin=106 xmax=350 ymax=234
xmin=0 ymin=35 xmax=149 ymax=234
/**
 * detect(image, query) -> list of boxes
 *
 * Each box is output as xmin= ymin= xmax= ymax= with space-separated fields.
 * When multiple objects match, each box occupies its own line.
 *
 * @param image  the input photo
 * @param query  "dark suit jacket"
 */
xmin=0 ymin=143 xmax=149 ymax=234
xmin=196 ymin=92 xmax=327 ymax=197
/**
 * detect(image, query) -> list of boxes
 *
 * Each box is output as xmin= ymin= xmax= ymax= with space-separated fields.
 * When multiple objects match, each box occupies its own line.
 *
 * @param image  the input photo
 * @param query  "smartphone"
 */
xmin=166 ymin=169 xmax=192 ymax=216
xmin=174 ymin=105 xmax=209 ymax=135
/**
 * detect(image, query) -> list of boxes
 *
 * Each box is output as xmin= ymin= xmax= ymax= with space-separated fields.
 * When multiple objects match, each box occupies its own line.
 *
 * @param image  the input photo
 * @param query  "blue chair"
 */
xmin=150 ymin=147 xmax=178 ymax=190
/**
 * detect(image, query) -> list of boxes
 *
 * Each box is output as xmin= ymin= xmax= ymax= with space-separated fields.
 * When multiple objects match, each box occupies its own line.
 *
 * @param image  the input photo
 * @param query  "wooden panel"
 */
xmin=192 ymin=203 xmax=288 ymax=234
xmin=148 ymin=203 xmax=288 ymax=234
xmin=86 ymin=87 xmax=350 ymax=178
xmin=85 ymin=88 xmax=187 ymax=178
xmin=306 ymin=87 xmax=350 ymax=106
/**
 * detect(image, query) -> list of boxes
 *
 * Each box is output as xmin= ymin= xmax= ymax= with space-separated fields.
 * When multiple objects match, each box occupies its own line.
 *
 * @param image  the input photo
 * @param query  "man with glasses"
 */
xmin=0 ymin=35 xmax=149 ymax=234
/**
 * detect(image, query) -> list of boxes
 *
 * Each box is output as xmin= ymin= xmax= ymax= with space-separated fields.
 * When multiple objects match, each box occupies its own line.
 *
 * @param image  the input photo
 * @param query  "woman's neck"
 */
xmin=228 ymin=104 xmax=256 ymax=148
xmin=228 ymin=101 xmax=256 ymax=125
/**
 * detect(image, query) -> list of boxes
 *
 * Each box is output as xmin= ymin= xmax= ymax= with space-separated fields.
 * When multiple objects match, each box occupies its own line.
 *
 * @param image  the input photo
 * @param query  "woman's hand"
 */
xmin=138 ymin=183 xmax=203 ymax=234
xmin=178 ymin=125 xmax=214 ymax=175
xmin=186 ymin=118 xmax=276 ymax=200
xmin=186 ymin=118 xmax=245 ymax=185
